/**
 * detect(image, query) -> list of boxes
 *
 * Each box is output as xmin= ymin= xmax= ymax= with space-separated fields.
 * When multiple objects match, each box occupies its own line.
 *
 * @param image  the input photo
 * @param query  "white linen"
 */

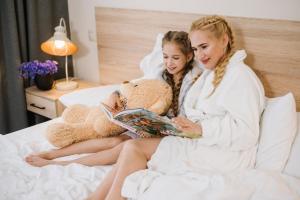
xmin=59 ymin=84 xmax=120 ymax=107
xmin=2 ymin=120 xmax=299 ymax=200
xmin=139 ymin=33 xmax=164 ymax=79
xmin=0 ymin=119 xmax=111 ymax=200
xmin=1 ymin=99 xmax=299 ymax=200
xmin=256 ymin=93 xmax=297 ymax=171
xmin=123 ymin=169 xmax=300 ymax=200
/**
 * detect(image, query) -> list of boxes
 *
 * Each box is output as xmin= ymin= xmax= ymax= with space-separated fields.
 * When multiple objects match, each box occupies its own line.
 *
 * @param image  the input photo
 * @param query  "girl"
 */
xmin=87 ymin=15 xmax=265 ymax=200
xmin=25 ymin=31 xmax=201 ymax=167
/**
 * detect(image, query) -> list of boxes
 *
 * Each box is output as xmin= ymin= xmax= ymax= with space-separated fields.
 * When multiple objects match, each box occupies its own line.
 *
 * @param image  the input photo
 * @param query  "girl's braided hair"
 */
xmin=190 ymin=15 xmax=235 ymax=96
xmin=162 ymin=31 xmax=195 ymax=116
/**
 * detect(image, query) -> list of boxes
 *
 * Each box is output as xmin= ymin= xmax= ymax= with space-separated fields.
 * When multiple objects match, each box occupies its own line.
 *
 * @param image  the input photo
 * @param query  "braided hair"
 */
xmin=190 ymin=15 xmax=235 ymax=96
xmin=162 ymin=31 xmax=195 ymax=117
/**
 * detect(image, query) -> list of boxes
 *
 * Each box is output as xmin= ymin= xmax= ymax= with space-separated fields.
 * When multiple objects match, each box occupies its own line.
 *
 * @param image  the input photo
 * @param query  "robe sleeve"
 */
xmin=200 ymin=65 xmax=265 ymax=151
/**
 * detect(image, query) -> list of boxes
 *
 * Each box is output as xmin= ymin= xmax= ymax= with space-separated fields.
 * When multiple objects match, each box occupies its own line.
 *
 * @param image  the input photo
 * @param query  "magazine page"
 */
xmin=100 ymin=103 xmax=143 ymax=135
xmin=100 ymin=104 xmax=200 ymax=138
xmin=114 ymin=108 xmax=182 ymax=137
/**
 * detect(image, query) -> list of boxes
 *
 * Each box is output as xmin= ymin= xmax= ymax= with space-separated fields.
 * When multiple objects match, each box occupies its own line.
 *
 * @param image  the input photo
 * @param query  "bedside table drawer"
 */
xmin=26 ymin=93 xmax=57 ymax=118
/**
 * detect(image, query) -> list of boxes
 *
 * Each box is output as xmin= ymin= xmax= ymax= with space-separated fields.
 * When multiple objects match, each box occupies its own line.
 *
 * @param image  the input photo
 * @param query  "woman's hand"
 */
xmin=172 ymin=116 xmax=202 ymax=137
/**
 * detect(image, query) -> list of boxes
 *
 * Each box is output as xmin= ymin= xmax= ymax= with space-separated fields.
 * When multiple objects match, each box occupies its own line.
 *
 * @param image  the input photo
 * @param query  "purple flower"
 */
xmin=19 ymin=60 xmax=58 ymax=79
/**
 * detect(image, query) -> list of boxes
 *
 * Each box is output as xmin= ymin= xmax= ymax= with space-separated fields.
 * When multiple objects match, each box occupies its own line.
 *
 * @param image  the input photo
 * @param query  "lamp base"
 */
xmin=56 ymin=80 xmax=78 ymax=91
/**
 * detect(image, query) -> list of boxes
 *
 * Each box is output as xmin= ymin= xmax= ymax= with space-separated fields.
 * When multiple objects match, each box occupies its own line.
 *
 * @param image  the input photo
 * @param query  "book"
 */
xmin=100 ymin=103 xmax=199 ymax=138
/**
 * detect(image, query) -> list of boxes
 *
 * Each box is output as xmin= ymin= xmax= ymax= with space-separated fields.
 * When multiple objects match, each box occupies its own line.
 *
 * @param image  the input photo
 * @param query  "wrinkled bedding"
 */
xmin=1 ymin=119 xmax=299 ymax=200
xmin=123 ymin=168 xmax=300 ymax=200
xmin=0 ymin=119 xmax=111 ymax=200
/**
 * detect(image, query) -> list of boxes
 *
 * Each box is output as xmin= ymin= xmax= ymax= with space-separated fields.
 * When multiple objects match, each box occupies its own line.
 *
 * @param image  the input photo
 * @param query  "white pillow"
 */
xmin=255 ymin=93 xmax=297 ymax=171
xmin=139 ymin=33 xmax=164 ymax=79
xmin=284 ymin=112 xmax=300 ymax=178
xmin=59 ymin=84 xmax=120 ymax=107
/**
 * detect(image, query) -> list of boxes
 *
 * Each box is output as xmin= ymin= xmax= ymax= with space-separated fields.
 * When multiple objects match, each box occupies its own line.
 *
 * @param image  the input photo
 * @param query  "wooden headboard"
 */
xmin=95 ymin=7 xmax=300 ymax=111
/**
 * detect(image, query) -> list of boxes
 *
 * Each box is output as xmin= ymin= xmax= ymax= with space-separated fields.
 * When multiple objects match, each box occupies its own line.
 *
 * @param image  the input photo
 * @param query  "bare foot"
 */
xmin=34 ymin=151 xmax=54 ymax=160
xmin=25 ymin=155 xmax=55 ymax=167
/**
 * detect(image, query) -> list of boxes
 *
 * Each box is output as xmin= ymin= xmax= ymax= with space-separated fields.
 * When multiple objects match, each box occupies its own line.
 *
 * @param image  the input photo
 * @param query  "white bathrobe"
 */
xmin=122 ymin=50 xmax=265 ymax=198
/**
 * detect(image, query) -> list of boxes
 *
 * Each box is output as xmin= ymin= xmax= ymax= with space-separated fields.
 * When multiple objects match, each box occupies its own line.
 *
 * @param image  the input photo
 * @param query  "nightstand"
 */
xmin=25 ymin=79 xmax=98 ymax=119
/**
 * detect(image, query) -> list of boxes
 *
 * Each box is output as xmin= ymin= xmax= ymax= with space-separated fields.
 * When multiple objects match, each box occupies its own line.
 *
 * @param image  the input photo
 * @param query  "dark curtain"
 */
xmin=0 ymin=0 xmax=72 ymax=135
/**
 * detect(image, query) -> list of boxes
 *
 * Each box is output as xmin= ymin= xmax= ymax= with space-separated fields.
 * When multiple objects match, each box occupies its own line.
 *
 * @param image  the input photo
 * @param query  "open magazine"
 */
xmin=100 ymin=103 xmax=199 ymax=138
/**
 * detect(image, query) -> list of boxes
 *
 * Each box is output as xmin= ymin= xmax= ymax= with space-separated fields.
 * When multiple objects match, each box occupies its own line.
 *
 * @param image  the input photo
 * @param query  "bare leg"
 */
xmin=86 ymin=166 xmax=117 ymax=200
xmin=88 ymin=138 xmax=162 ymax=200
xmin=26 ymin=141 xmax=126 ymax=167
xmin=25 ymin=134 xmax=130 ymax=161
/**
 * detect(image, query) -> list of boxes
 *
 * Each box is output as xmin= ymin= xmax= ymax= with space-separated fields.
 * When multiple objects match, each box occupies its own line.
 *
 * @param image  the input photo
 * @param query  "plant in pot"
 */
xmin=19 ymin=60 xmax=58 ymax=90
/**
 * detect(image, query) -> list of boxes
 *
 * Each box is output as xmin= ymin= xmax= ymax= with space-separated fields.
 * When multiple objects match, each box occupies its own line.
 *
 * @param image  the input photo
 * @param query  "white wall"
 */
xmin=68 ymin=0 xmax=300 ymax=83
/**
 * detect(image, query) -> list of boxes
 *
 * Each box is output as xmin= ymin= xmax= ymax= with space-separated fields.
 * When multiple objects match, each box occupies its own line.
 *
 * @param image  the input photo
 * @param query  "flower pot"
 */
xmin=34 ymin=74 xmax=54 ymax=90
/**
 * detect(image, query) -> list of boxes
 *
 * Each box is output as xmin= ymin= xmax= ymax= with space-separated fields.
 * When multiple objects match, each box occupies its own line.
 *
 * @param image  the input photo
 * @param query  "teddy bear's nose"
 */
xmin=123 ymin=81 xmax=129 ymax=84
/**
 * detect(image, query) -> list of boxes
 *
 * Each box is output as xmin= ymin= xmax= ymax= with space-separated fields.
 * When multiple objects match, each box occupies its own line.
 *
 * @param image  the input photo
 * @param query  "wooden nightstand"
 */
xmin=25 ymin=79 xmax=98 ymax=119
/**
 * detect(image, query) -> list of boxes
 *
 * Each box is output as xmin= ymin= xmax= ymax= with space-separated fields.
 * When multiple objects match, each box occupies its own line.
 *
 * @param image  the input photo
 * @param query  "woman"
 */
xmin=25 ymin=31 xmax=201 ymax=167
xmin=87 ymin=15 xmax=265 ymax=200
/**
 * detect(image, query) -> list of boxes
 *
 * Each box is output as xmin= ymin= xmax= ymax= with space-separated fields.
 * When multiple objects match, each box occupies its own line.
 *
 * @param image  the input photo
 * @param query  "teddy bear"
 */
xmin=46 ymin=79 xmax=173 ymax=148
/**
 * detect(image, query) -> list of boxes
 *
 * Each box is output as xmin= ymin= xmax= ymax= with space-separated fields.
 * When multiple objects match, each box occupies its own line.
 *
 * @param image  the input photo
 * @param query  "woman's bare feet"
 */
xmin=25 ymin=155 xmax=55 ymax=167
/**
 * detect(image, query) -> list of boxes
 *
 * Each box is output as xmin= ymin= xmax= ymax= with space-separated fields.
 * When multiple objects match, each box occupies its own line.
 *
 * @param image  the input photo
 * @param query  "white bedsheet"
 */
xmin=1 ymin=118 xmax=300 ymax=200
xmin=123 ymin=169 xmax=300 ymax=200
xmin=59 ymin=84 xmax=120 ymax=107
xmin=0 ymin=118 xmax=111 ymax=200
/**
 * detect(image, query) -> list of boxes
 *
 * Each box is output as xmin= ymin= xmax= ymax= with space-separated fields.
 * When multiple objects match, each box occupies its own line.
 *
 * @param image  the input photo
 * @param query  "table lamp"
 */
xmin=41 ymin=18 xmax=78 ymax=91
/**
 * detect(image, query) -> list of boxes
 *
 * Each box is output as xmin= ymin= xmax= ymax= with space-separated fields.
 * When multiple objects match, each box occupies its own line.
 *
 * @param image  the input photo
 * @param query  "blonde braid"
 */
xmin=190 ymin=15 xmax=236 ymax=96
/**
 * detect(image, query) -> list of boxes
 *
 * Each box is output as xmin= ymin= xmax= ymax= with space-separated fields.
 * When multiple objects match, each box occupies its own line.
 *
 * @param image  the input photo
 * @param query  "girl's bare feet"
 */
xmin=25 ymin=155 xmax=55 ymax=167
xmin=34 ymin=151 xmax=54 ymax=160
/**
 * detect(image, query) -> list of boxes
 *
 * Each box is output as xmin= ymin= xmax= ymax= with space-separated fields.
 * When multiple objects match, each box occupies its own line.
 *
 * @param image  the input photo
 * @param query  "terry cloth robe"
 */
xmin=122 ymin=50 xmax=265 ymax=198
xmin=163 ymin=64 xmax=202 ymax=118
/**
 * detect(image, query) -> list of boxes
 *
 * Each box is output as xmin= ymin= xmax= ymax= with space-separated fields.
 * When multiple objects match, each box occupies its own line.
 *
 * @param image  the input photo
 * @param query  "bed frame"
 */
xmin=95 ymin=7 xmax=300 ymax=111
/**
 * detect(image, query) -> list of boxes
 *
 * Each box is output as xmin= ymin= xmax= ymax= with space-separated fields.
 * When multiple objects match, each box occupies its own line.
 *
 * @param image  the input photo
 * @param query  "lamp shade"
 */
xmin=41 ymin=19 xmax=77 ymax=56
xmin=41 ymin=39 xmax=77 ymax=56
xmin=40 ymin=18 xmax=78 ymax=91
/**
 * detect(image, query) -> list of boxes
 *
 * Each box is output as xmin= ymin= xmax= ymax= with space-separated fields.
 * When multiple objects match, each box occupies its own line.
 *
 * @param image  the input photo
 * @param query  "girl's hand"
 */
xmin=103 ymin=91 xmax=123 ymax=112
xmin=172 ymin=116 xmax=202 ymax=136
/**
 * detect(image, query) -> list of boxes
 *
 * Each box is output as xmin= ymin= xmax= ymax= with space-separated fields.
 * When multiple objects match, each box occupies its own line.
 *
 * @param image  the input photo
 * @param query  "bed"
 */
xmin=1 ymin=7 xmax=300 ymax=200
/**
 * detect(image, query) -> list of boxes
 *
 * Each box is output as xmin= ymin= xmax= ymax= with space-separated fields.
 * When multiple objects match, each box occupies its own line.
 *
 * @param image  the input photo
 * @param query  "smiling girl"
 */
xmin=162 ymin=31 xmax=201 ymax=118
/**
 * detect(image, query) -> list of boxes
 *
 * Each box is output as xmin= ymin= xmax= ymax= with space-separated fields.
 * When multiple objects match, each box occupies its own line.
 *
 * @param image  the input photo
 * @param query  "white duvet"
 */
xmin=123 ymin=168 xmax=300 ymax=200
xmin=0 ymin=119 xmax=111 ymax=200
xmin=1 ymin=120 xmax=299 ymax=200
